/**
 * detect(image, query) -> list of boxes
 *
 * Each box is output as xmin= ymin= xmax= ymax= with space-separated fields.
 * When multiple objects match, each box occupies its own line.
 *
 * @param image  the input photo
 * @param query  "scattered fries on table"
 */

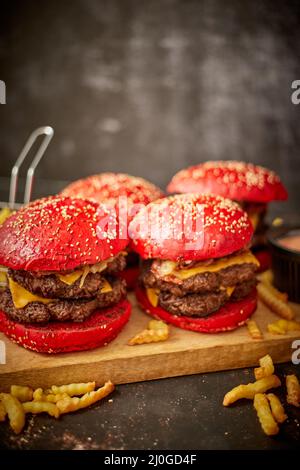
xmin=223 ymin=375 xmax=281 ymax=406
xmin=223 ymin=353 xmax=300 ymax=436
xmin=257 ymin=283 xmax=294 ymax=320
xmin=128 ymin=320 xmax=169 ymax=345
xmin=266 ymin=394 xmax=287 ymax=423
xmin=286 ymin=375 xmax=300 ymax=408
xmin=254 ymin=355 xmax=275 ymax=380
xmin=253 ymin=393 xmax=279 ymax=436
xmin=246 ymin=319 xmax=263 ymax=340
xmin=0 ymin=380 xmax=114 ymax=434
xmin=268 ymin=319 xmax=300 ymax=335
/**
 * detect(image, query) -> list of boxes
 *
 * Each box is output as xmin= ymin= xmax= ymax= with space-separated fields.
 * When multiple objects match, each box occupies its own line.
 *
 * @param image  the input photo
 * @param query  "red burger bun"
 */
xmin=129 ymin=194 xmax=253 ymax=261
xmin=167 ymin=161 xmax=288 ymax=203
xmin=61 ymin=173 xmax=164 ymax=210
xmin=0 ymin=298 xmax=131 ymax=354
xmin=0 ymin=196 xmax=129 ymax=272
xmin=135 ymin=286 xmax=257 ymax=333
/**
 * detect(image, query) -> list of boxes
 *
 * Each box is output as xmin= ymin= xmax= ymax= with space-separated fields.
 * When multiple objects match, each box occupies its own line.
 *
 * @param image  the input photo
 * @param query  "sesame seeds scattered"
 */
xmin=168 ymin=161 xmax=287 ymax=202
xmin=0 ymin=195 xmax=128 ymax=271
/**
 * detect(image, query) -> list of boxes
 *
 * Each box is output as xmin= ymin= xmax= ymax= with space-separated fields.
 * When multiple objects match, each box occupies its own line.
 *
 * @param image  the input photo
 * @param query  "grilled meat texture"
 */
xmin=141 ymin=262 xmax=257 ymax=297
xmin=0 ymin=277 xmax=126 ymax=323
xmin=7 ymin=253 xmax=126 ymax=300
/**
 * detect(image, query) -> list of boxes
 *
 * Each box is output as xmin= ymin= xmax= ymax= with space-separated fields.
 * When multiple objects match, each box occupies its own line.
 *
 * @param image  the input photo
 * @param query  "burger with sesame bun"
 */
xmin=167 ymin=162 xmax=288 ymax=271
xmin=61 ymin=173 xmax=164 ymax=289
xmin=0 ymin=196 xmax=131 ymax=353
xmin=130 ymin=194 xmax=259 ymax=333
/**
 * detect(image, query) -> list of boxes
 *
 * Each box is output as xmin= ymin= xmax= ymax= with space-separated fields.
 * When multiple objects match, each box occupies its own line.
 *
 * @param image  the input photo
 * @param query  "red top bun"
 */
xmin=129 ymin=194 xmax=253 ymax=261
xmin=167 ymin=161 xmax=288 ymax=203
xmin=61 ymin=173 xmax=164 ymax=209
xmin=0 ymin=196 xmax=128 ymax=272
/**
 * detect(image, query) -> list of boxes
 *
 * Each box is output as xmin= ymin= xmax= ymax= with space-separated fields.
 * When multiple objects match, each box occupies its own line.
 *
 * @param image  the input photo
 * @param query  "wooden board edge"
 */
xmin=0 ymin=337 xmax=293 ymax=391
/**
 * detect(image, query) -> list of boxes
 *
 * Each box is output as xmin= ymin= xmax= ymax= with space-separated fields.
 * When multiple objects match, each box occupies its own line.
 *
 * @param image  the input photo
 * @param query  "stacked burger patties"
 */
xmin=0 ymin=196 xmax=131 ymax=353
xmin=131 ymin=194 xmax=259 ymax=333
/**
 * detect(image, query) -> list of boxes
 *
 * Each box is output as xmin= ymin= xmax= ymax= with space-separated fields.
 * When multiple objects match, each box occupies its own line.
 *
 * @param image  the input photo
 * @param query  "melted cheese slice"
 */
xmin=57 ymin=271 xmax=83 ymax=285
xmin=226 ymin=286 xmax=235 ymax=297
xmin=8 ymin=278 xmax=54 ymax=309
xmin=100 ymin=279 xmax=113 ymax=294
xmin=171 ymin=251 xmax=259 ymax=280
xmin=146 ymin=288 xmax=159 ymax=307
xmin=0 ymin=271 xmax=7 ymax=285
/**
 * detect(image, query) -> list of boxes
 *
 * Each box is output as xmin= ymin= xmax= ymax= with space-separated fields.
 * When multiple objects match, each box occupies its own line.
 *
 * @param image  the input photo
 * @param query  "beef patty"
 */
xmin=0 ymin=277 xmax=126 ymax=323
xmin=7 ymin=253 xmax=126 ymax=300
xmin=158 ymin=279 xmax=255 ymax=317
xmin=141 ymin=262 xmax=257 ymax=297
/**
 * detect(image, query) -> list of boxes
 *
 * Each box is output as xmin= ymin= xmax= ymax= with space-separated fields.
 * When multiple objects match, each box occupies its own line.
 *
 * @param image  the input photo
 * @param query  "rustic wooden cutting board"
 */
xmin=0 ymin=294 xmax=299 ymax=391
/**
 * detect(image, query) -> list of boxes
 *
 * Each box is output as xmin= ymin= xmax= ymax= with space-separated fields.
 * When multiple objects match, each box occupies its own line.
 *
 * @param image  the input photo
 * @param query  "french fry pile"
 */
xmin=0 ymin=380 xmax=114 ymax=434
xmin=223 ymin=354 xmax=300 ymax=436
xmin=128 ymin=319 xmax=169 ymax=345
xmin=245 ymin=270 xmax=300 ymax=340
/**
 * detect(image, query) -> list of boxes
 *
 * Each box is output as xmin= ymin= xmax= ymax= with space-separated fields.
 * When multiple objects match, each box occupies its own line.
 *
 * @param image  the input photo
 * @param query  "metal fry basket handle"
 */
xmin=9 ymin=126 xmax=54 ymax=209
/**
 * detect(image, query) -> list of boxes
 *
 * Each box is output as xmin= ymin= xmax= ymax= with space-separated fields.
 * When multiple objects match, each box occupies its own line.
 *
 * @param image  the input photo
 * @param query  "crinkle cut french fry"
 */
xmin=254 ymin=355 xmax=275 ymax=380
xmin=259 ymin=270 xmax=274 ymax=285
xmin=246 ymin=320 xmax=263 ymax=340
xmin=0 ymin=393 xmax=25 ymax=434
xmin=51 ymin=381 xmax=96 ymax=396
xmin=129 ymin=320 xmax=169 ymax=345
xmin=33 ymin=388 xmax=68 ymax=403
xmin=268 ymin=319 xmax=300 ymax=335
xmin=56 ymin=381 xmax=114 ymax=414
xmin=267 ymin=394 xmax=287 ymax=423
xmin=286 ymin=374 xmax=300 ymax=407
xmin=22 ymin=401 xmax=60 ymax=418
xmin=257 ymin=283 xmax=294 ymax=320
xmin=223 ymin=375 xmax=281 ymax=406
xmin=254 ymin=393 xmax=279 ymax=436
xmin=11 ymin=385 xmax=33 ymax=402
xmin=0 ymin=402 xmax=6 ymax=422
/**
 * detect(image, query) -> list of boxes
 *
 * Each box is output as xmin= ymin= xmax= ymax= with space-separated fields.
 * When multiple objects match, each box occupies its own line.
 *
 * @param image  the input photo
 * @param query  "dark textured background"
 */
xmin=0 ymin=0 xmax=299 ymax=450
xmin=0 ymin=0 xmax=299 ymax=215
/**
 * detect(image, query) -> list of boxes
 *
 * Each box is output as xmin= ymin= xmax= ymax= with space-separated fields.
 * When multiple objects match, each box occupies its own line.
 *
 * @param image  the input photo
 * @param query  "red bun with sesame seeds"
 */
xmin=129 ymin=194 xmax=253 ymax=261
xmin=131 ymin=194 xmax=259 ymax=333
xmin=61 ymin=172 xmax=164 ymax=211
xmin=0 ymin=196 xmax=131 ymax=353
xmin=167 ymin=161 xmax=288 ymax=203
xmin=0 ymin=196 xmax=129 ymax=272
xmin=61 ymin=173 xmax=164 ymax=289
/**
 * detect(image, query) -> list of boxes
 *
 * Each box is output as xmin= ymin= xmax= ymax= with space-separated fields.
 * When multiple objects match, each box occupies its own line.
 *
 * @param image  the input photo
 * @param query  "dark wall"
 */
xmin=0 ymin=0 xmax=299 ymax=214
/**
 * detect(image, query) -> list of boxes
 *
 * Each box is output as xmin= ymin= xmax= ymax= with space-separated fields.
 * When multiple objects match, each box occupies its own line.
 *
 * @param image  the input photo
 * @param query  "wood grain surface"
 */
xmin=0 ymin=294 xmax=299 ymax=391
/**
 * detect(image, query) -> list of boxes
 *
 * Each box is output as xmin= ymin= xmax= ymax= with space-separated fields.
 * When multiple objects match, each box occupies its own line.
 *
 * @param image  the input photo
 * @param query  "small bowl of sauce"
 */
xmin=268 ymin=227 xmax=300 ymax=302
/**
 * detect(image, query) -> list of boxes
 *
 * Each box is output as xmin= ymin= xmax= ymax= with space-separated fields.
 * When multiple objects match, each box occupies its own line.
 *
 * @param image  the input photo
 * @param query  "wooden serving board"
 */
xmin=0 ymin=294 xmax=299 ymax=391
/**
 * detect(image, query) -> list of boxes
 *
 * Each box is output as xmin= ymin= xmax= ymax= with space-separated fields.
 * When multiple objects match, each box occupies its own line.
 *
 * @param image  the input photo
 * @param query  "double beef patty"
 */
xmin=0 ymin=277 xmax=126 ymax=323
xmin=141 ymin=259 xmax=257 ymax=317
xmin=0 ymin=253 xmax=127 ymax=323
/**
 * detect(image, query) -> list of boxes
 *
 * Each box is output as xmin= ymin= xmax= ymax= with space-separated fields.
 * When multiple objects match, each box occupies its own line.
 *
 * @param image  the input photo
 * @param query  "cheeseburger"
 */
xmin=167 ymin=161 xmax=288 ymax=270
xmin=0 ymin=196 xmax=131 ymax=353
xmin=130 ymin=194 xmax=259 ymax=333
xmin=61 ymin=173 xmax=164 ymax=288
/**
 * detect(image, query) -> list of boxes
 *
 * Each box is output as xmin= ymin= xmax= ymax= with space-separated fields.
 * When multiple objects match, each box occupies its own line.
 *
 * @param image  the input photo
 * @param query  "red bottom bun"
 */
xmin=0 ymin=299 xmax=131 ymax=354
xmin=119 ymin=266 xmax=140 ymax=290
xmin=135 ymin=287 xmax=257 ymax=333
xmin=253 ymin=248 xmax=271 ymax=273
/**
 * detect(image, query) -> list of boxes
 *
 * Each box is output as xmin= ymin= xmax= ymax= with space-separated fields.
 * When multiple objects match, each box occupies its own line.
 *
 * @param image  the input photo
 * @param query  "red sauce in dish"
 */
xmin=278 ymin=235 xmax=300 ymax=252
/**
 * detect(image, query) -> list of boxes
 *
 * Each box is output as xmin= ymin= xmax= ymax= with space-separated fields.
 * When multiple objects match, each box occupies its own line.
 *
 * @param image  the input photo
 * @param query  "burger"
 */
xmin=167 ymin=161 xmax=288 ymax=270
xmin=130 ymin=193 xmax=259 ymax=333
xmin=61 ymin=173 xmax=164 ymax=288
xmin=0 ymin=196 xmax=131 ymax=353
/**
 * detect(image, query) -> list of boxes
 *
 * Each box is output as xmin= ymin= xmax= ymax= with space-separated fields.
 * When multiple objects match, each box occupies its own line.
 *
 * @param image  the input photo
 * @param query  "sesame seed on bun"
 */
xmin=129 ymin=193 xmax=253 ymax=261
xmin=167 ymin=161 xmax=288 ymax=203
xmin=0 ymin=196 xmax=129 ymax=272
